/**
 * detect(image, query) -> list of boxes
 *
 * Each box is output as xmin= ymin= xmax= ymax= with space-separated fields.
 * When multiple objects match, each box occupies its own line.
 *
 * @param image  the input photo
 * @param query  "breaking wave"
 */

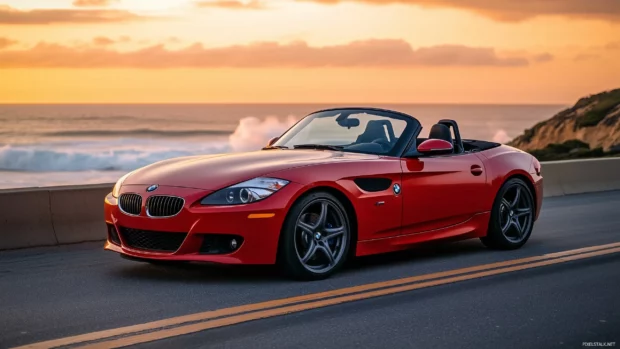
xmin=42 ymin=129 xmax=232 ymax=138
xmin=492 ymin=129 xmax=512 ymax=144
xmin=0 ymin=145 xmax=221 ymax=172
xmin=0 ymin=116 xmax=297 ymax=172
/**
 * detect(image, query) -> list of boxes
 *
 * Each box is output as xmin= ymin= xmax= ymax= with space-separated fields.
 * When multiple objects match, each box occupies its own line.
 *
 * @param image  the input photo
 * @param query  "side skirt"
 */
xmin=355 ymin=212 xmax=491 ymax=257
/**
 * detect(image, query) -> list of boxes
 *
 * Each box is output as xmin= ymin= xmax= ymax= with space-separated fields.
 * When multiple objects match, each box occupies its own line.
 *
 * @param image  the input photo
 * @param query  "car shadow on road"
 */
xmin=110 ymin=260 xmax=284 ymax=284
xmin=345 ymin=239 xmax=488 ymax=272
xmin=109 ymin=239 xmax=491 ymax=284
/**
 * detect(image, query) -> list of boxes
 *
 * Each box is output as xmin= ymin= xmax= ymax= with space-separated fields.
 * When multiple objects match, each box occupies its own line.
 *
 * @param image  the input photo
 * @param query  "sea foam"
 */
xmin=0 ymin=116 xmax=297 ymax=172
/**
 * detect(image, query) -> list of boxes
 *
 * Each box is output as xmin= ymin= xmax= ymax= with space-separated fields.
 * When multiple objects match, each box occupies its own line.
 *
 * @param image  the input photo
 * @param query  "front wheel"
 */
xmin=481 ymin=178 xmax=535 ymax=250
xmin=279 ymin=192 xmax=351 ymax=280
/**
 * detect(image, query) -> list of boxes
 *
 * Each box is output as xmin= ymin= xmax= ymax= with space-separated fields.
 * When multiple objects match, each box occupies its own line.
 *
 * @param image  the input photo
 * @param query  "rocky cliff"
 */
xmin=509 ymin=89 xmax=620 ymax=153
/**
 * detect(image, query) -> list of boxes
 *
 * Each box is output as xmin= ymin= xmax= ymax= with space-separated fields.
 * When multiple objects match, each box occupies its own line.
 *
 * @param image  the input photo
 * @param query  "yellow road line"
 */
xmin=14 ymin=242 xmax=620 ymax=349
xmin=83 ymin=247 xmax=620 ymax=349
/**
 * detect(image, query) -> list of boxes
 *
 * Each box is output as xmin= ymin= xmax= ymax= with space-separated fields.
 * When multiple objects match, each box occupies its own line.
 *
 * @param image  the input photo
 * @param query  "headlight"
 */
xmin=112 ymin=172 xmax=133 ymax=198
xmin=201 ymin=177 xmax=289 ymax=205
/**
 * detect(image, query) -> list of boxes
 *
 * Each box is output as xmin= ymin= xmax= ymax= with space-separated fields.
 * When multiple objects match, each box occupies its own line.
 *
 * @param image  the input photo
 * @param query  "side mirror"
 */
xmin=267 ymin=137 xmax=279 ymax=147
xmin=417 ymin=139 xmax=453 ymax=155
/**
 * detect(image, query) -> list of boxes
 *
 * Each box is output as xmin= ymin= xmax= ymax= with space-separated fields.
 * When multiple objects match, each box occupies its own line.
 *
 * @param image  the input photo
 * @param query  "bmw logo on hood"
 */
xmin=146 ymin=184 xmax=159 ymax=192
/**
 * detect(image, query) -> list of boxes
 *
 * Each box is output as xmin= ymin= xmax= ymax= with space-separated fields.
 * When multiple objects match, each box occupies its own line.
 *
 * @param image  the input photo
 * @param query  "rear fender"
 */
xmin=478 ymin=145 xmax=541 ymax=219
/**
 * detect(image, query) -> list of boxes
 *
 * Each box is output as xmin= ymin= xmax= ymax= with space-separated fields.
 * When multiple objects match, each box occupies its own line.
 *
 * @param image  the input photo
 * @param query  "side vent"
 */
xmin=354 ymin=178 xmax=393 ymax=192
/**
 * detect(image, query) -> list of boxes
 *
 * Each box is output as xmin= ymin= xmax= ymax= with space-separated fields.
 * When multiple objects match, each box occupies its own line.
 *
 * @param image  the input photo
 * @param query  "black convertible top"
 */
xmin=462 ymin=139 xmax=502 ymax=152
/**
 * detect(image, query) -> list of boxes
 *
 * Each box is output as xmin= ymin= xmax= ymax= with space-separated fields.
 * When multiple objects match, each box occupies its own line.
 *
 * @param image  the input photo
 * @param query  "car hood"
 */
xmin=124 ymin=150 xmax=377 ymax=190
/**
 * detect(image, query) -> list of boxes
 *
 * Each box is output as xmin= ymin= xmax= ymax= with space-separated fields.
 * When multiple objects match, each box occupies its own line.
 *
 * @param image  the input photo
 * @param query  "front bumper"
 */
xmin=104 ymin=183 xmax=302 ymax=265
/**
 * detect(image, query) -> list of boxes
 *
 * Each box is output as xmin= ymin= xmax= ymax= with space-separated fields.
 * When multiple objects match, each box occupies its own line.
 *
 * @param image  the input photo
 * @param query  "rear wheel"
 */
xmin=279 ymin=191 xmax=351 ymax=280
xmin=481 ymin=178 xmax=535 ymax=250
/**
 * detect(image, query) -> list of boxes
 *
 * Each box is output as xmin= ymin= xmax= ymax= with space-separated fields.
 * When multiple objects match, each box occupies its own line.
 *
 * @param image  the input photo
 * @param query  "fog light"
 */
xmin=199 ymin=235 xmax=244 ymax=255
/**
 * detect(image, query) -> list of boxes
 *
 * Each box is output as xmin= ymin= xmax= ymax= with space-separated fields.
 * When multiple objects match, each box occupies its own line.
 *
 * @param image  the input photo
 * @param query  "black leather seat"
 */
xmin=428 ymin=124 xmax=454 ymax=154
xmin=428 ymin=124 xmax=453 ymax=144
xmin=356 ymin=120 xmax=389 ymax=144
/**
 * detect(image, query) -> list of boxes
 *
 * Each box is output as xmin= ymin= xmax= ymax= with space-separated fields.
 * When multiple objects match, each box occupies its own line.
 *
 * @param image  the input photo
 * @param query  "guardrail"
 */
xmin=1 ymin=157 xmax=619 ymax=250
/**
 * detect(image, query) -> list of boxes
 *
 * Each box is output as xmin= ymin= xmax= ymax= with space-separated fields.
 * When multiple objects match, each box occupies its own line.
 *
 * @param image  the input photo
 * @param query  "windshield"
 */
xmin=273 ymin=109 xmax=418 ymax=156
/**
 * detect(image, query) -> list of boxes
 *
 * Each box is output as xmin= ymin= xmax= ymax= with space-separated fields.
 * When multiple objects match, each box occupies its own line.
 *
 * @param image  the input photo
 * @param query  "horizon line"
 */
xmin=0 ymin=102 xmax=570 ymax=106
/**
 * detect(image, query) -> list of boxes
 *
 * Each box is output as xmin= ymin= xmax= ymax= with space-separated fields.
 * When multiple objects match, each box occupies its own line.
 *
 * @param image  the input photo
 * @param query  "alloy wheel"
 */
xmin=499 ymin=184 xmax=534 ymax=243
xmin=294 ymin=199 xmax=349 ymax=274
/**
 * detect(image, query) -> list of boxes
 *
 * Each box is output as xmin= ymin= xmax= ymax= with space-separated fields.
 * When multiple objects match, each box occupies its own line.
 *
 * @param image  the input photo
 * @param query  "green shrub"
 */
xmin=529 ymin=139 xmax=592 ymax=161
xmin=575 ymin=90 xmax=620 ymax=128
xmin=561 ymin=139 xmax=590 ymax=149
xmin=528 ymin=139 xmax=616 ymax=161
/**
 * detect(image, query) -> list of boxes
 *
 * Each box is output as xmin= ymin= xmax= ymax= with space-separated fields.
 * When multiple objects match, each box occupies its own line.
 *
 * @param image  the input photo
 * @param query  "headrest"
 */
xmin=356 ymin=120 xmax=388 ymax=143
xmin=428 ymin=124 xmax=453 ymax=143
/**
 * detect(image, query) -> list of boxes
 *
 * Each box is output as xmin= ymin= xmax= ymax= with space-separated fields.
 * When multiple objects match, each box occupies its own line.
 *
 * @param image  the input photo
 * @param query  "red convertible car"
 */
xmin=104 ymin=108 xmax=543 ymax=280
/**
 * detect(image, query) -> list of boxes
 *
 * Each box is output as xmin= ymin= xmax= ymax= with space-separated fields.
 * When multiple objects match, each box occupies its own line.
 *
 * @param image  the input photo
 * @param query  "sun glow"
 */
xmin=0 ymin=0 xmax=618 ymax=103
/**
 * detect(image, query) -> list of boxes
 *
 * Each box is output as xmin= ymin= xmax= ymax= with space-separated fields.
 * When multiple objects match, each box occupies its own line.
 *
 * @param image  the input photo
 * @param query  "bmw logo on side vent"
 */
xmin=146 ymin=184 xmax=159 ymax=192
xmin=393 ymin=183 xmax=401 ymax=195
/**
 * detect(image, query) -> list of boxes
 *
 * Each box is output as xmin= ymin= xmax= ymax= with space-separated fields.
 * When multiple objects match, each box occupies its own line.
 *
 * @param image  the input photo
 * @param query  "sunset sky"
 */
xmin=1 ymin=0 xmax=619 ymax=104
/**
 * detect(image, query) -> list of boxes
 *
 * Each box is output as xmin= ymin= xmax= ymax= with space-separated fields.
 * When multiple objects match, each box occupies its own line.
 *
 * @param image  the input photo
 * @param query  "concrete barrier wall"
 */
xmin=0 ymin=184 xmax=113 ymax=250
xmin=0 ymin=188 xmax=58 ymax=250
xmin=0 ymin=157 xmax=619 ymax=250
xmin=541 ymin=157 xmax=620 ymax=197
xmin=49 ymin=185 xmax=114 ymax=245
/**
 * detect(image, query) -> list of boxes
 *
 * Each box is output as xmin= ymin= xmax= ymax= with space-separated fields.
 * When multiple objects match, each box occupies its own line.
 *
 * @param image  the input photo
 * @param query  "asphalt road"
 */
xmin=1 ymin=191 xmax=619 ymax=349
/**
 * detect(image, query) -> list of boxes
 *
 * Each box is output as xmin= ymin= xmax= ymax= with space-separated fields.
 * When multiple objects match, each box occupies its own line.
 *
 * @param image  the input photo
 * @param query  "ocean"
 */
xmin=0 ymin=103 xmax=565 ymax=189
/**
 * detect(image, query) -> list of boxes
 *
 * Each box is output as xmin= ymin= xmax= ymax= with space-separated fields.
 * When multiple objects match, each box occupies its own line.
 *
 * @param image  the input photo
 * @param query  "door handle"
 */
xmin=471 ymin=165 xmax=483 ymax=176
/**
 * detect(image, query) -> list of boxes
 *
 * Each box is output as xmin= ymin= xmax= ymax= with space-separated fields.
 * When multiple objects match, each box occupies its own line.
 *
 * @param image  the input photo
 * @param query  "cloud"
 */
xmin=195 ymin=0 xmax=265 ymax=9
xmin=532 ymin=53 xmax=553 ymax=63
xmin=92 ymin=36 xmax=116 ymax=46
xmin=0 ymin=37 xmax=18 ymax=49
xmin=574 ymin=53 xmax=601 ymax=61
xmin=298 ymin=0 xmax=620 ymax=22
xmin=606 ymin=41 xmax=620 ymax=50
xmin=0 ymin=39 xmax=531 ymax=68
xmin=73 ymin=0 xmax=117 ymax=7
xmin=0 ymin=5 xmax=144 ymax=24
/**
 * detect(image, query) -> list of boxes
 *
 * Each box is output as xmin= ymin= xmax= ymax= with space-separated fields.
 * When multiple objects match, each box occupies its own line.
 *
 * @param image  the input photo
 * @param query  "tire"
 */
xmin=278 ymin=191 xmax=352 ymax=280
xmin=481 ymin=178 xmax=535 ymax=250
